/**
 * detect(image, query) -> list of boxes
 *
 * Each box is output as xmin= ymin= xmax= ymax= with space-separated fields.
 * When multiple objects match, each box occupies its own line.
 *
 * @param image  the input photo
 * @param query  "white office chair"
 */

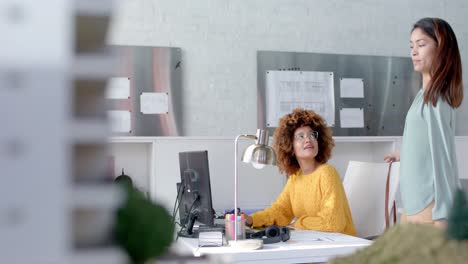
xmin=343 ymin=161 xmax=400 ymax=239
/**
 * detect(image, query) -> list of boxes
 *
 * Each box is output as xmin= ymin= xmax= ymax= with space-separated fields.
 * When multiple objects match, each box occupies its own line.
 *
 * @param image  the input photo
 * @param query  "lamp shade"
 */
xmin=241 ymin=144 xmax=277 ymax=166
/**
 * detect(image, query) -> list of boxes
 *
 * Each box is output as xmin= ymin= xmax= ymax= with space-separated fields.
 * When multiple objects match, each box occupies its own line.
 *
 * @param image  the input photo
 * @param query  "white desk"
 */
xmin=176 ymin=230 xmax=372 ymax=264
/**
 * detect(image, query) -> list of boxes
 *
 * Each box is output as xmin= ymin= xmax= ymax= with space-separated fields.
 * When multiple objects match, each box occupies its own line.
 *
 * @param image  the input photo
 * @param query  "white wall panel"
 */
xmin=108 ymin=0 xmax=468 ymax=136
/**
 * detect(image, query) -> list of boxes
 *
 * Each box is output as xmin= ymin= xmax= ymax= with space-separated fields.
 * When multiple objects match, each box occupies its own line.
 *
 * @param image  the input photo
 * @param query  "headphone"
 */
xmin=250 ymin=225 xmax=291 ymax=244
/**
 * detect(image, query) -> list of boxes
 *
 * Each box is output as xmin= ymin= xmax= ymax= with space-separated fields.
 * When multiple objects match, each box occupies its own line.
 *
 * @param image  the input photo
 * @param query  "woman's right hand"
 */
xmin=245 ymin=215 xmax=253 ymax=227
xmin=384 ymin=151 xmax=400 ymax=163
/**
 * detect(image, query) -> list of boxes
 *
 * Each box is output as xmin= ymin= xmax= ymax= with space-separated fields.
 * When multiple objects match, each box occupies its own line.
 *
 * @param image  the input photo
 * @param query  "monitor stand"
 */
xmin=178 ymin=215 xmax=224 ymax=238
xmin=178 ymin=214 xmax=198 ymax=238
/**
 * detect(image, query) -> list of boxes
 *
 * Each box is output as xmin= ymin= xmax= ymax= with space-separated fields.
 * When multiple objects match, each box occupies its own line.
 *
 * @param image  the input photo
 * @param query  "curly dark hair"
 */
xmin=272 ymin=108 xmax=334 ymax=176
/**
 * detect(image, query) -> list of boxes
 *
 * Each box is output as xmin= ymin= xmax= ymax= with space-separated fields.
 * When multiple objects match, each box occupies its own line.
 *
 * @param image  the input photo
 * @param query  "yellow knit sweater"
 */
xmin=251 ymin=164 xmax=356 ymax=236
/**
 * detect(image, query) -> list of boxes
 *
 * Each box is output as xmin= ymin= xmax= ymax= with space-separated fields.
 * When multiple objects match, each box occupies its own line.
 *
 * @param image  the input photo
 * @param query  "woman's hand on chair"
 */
xmin=384 ymin=151 xmax=400 ymax=163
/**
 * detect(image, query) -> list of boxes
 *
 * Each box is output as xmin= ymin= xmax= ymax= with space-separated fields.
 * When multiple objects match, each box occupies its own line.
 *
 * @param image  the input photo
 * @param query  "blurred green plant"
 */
xmin=446 ymin=189 xmax=468 ymax=240
xmin=329 ymin=188 xmax=468 ymax=264
xmin=114 ymin=182 xmax=174 ymax=264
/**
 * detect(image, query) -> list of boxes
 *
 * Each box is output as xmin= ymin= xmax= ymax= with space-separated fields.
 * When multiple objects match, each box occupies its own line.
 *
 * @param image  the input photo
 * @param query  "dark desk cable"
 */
xmin=172 ymin=185 xmax=200 ymax=241
xmin=175 ymin=192 xmax=199 ymax=241
xmin=172 ymin=181 xmax=185 ymax=227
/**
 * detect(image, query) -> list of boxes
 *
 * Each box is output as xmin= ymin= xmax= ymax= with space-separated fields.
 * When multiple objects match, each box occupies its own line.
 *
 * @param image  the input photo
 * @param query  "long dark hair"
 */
xmin=412 ymin=17 xmax=463 ymax=108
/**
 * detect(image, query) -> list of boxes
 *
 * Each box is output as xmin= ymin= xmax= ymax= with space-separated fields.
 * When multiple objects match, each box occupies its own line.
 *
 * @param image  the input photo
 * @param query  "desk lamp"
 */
xmin=232 ymin=129 xmax=276 ymax=248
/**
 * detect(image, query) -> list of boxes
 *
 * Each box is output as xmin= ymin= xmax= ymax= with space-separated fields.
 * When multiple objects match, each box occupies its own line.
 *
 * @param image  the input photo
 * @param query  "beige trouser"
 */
xmin=400 ymin=201 xmax=447 ymax=229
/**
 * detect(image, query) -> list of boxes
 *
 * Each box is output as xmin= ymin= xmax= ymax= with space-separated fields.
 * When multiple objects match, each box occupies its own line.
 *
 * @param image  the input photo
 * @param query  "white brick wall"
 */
xmin=108 ymin=0 xmax=468 ymax=136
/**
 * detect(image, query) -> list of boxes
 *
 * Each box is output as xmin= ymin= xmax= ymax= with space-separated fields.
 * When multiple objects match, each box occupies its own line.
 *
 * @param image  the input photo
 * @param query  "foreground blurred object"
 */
xmin=0 ymin=1 xmax=124 ymax=263
xmin=329 ymin=224 xmax=468 ymax=264
xmin=329 ymin=189 xmax=468 ymax=264
xmin=114 ymin=182 xmax=174 ymax=264
xmin=446 ymin=189 xmax=468 ymax=240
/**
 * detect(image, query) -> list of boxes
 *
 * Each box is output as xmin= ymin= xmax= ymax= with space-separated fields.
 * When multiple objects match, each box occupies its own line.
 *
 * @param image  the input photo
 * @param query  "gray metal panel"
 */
xmin=110 ymin=46 xmax=183 ymax=136
xmin=257 ymin=51 xmax=421 ymax=136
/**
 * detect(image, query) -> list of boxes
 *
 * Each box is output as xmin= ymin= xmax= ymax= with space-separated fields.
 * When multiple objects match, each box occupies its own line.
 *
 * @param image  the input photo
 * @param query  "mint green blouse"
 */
xmin=400 ymin=89 xmax=460 ymax=220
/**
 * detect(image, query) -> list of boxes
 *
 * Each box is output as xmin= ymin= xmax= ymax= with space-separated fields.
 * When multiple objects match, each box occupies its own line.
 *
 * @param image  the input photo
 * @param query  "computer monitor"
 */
xmin=177 ymin=150 xmax=215 ymax=237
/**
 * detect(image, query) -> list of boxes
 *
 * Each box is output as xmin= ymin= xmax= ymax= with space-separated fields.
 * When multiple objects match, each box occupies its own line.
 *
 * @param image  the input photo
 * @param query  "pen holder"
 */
xmin=225 ymin=217 xmax=246 ymax=241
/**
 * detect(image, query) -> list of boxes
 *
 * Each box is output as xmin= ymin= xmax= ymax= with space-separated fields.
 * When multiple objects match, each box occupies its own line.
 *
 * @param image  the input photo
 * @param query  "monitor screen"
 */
xmin=177 ymin=150 xmax=215 ymax=231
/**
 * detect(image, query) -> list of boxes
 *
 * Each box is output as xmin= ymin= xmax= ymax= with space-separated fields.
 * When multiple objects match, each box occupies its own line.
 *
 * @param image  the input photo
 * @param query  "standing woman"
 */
xmin=384 ymin=18 xmax=463 ymax=228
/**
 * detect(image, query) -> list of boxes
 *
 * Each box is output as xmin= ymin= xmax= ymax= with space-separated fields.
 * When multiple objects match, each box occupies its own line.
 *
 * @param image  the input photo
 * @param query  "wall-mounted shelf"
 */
xmin=108 ymin=136 xmax=398 ymax=211
xmin=109 ymin=135 xmax=468 ymax=215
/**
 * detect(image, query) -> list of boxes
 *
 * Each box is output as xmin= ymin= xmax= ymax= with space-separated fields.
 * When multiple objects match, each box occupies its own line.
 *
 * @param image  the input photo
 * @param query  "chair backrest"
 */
xmin=343 ymin=161 xmax=400 ymax=238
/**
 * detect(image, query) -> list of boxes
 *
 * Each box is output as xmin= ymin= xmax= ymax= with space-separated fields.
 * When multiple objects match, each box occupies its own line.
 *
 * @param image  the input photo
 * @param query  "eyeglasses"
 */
xmin=294 ymin=131 xmax=318 ymax=142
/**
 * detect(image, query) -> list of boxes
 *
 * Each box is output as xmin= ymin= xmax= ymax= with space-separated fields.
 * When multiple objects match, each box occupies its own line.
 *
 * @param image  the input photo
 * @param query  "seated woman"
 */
xmin=245 ymin=108 xmax=356 ymax=236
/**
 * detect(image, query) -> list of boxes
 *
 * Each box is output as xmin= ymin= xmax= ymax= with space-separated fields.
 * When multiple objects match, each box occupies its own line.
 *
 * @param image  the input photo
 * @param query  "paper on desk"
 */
xmin=291 ymin=230 xmax=366 ymax=243
xmin=291 ymin=230 xmax=333 ymax=242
